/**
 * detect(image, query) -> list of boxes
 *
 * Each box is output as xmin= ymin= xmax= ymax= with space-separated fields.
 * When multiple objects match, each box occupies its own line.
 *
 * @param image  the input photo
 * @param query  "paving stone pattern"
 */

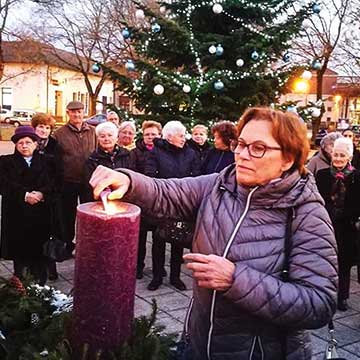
xmin=2 ymin=239 xmax=360 ymax=358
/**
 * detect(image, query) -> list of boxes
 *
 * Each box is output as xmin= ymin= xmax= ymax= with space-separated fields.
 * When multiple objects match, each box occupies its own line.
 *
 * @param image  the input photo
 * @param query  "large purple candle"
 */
xmin=72 ymin=201 xmax=140 ymax=353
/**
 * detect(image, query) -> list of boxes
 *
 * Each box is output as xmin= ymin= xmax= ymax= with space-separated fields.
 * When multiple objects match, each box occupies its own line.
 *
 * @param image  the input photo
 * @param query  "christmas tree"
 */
xmin=107 ymin=0 xmax=315 ymax=126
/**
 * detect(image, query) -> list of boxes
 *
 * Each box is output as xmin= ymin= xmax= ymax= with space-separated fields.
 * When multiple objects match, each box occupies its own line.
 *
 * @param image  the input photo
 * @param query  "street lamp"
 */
xmin=293 ymin=79 xmax=310 ymax=105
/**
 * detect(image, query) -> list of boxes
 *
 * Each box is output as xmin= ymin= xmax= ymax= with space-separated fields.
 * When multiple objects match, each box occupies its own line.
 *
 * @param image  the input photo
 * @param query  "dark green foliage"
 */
xmin=0 ymin=277 xmax=177 ymax=360
xmin=106 ymin=0 xmax=312 ymax=127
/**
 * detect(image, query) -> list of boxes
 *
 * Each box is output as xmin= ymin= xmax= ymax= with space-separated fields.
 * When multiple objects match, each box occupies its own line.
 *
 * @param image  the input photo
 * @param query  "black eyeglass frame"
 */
xmin=230 ymin=139 xmax=282 ymax=159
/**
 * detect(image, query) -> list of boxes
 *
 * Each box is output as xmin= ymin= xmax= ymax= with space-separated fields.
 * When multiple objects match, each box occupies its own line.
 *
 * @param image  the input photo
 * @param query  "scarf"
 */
xmin=330 ymin=164 xmax=354 ymax=216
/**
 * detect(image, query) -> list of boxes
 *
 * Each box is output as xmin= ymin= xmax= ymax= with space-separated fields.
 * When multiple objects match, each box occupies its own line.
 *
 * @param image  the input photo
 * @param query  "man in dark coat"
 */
xmin=53 ymin=101 xmax=96 ymax=253
xmin=144 ymin=121 xmax=201 ymax=291
xmin=0 ymin=126 xmax=54 ymax=285
xmin=130 ymin=120 xmax=162 ymax=279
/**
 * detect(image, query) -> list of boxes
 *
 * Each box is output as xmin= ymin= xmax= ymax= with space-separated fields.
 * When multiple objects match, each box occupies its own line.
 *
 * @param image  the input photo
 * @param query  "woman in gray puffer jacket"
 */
xmin=90 ymin=108 xmax=338 ymax=360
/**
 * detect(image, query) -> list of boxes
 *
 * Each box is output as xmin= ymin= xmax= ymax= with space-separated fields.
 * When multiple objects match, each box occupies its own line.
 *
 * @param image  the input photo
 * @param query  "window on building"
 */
xmin=1 ymin=87 xmax=12 ymax=110
xmin=85 ymin=93 xmax=89 ymax=114
xmin=327 ymin=107 xmax=332 ymax=112
xmin=72 ymin=92 xmax=77 ymax=101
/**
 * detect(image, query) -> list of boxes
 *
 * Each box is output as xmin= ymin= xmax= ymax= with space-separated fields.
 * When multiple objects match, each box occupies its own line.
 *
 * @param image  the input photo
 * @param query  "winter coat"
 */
xmin=53 ymin=122 xmax=96 ymax=184
xmin=130 ymin=138 xmax=151 ymax=174
xmin=0 ymin=151 xmax=54 ymax=260
xmin=203 ymin=148 xmax=234 ymax=174
xmin=118 ymin=165 xmax=338 ymax=360
xmin=187 ymin=138 xmax=212 ymax=169
xmin=38 ymin=136 xmax=64 ymax=192
xmin=144 ymin=139 xmax=201 ymax=179
xmin=83 ymin=145 xmax=133 ymax=202
xmin=316 ymin=168 xmax=360 ymax=267
xmin=306 ymin=149 xmax=330 ymax=176
xmin=351 ymin=144 xmax=360 ymax=170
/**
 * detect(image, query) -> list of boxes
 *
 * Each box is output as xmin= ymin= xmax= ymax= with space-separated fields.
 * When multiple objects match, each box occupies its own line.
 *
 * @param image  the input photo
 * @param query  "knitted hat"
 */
xmin=11 ymin=126 xmax=39 ymax=144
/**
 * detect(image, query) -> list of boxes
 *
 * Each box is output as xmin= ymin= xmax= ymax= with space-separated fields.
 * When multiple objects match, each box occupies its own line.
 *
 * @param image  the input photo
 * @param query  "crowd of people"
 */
xmin=2 ymin=100 xmax=360 ymax=358
xmin=0 ymin=100 xmax=238 ymax=291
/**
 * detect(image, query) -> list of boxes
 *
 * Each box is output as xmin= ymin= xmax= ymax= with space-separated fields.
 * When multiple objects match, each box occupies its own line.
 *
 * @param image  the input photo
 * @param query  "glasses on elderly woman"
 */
xmin=230 ymin=139 xmax=282 ymax=159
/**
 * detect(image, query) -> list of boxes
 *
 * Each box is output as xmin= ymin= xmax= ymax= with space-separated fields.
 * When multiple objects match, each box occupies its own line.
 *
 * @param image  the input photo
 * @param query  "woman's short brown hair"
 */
xmin=31 ymin=112 xmax=56 ymax=130
xmin=142 ymin=120 xmax=162 ymax=134
xmin=211 ymin=121 xmax=237 ymax=148
xmin=237 ymin=107 xmax=309 ymax=176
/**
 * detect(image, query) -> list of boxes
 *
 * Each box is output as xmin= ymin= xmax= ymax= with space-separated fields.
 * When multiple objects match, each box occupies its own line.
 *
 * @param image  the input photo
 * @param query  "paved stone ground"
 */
xmin=1 ymin=140 xmax=360 ymax=359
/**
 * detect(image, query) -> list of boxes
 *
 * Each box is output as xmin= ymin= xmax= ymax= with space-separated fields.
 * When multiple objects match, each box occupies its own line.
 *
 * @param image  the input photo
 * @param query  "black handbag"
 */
xmin=155 ymin=221 xmax=194 ymax=249
xmin=43 ymin=201 xmax=69 ymax=262
xmin=283 ymin=209 xmax=346 ymax=360
xmin=43 ymin=235 xmax=69 ymax=262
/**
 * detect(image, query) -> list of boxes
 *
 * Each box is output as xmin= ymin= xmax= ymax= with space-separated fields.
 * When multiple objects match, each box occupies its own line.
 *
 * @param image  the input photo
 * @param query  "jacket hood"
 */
xmin=218 ymin=164 xmax=324 ymax=209
xmin=89 ymin=145 xmax=129 ymax=161
xmin=135 ymin=138 xmax=147 ymax=152
xmin=187 ymin=138 xmax=211 ymax=151
xmin=153 ymin=138 xmax=187 ymax=152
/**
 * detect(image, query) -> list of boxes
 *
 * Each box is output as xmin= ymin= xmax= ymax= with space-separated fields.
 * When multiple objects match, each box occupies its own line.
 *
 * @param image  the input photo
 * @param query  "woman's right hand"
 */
xmin=89 ymin=165 xmax=131 ymax=200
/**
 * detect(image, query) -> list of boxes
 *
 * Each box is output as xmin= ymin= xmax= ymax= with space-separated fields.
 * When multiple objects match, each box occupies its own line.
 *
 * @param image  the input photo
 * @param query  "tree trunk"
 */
xmin=0 ymin=35 xmax=4 ymax=83
xmin=89 ymin=95 xmax=97 ymax=116
xmin=310 ymin=68 xmax=326 ymax=148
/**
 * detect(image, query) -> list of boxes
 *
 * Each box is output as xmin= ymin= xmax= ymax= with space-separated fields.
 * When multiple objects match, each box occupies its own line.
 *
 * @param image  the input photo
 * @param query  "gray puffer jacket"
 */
xmin=120 ymin=165 xmax=338 ymax=360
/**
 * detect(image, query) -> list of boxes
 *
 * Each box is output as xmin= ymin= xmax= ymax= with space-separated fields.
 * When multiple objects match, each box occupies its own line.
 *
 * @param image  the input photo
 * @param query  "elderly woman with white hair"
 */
xmin=144 ymin=120 xmax=201 ymax=291
xmin=83 ymin=122 xmax=133 ymax=201
xmin=307 ymin=132 xmax=343 ymax=176
xmin=316 ymin=137 xmax=360 ymax=311
xmin=118 ymin=121 xmax=136 ymax=150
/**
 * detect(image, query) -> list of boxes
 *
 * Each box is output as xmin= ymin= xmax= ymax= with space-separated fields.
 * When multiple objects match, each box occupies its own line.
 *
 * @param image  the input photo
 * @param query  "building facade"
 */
xmin=0 ymin=41 xmax=115 ymax=122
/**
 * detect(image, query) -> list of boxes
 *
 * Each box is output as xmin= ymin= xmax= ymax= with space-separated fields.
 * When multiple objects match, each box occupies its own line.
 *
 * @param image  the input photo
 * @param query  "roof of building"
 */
xmin=2 ymin=40 xmax=101 ymax=75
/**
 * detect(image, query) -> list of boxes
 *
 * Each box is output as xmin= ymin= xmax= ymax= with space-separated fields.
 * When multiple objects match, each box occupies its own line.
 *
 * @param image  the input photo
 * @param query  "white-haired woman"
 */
xmin=144 ymin=120 xmax=201 ymax=291
xmin=118 ymin=121 xmax=136 ymax=150
xmin=83 ymin=122 xmax=133 ymax=201
xmin=316 ymin=137 xmax=360 ymax=311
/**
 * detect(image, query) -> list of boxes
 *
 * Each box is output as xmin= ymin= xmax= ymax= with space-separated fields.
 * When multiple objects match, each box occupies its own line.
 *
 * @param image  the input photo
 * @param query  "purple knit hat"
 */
xmin=11 ymin=126 xmax=39 ymax=144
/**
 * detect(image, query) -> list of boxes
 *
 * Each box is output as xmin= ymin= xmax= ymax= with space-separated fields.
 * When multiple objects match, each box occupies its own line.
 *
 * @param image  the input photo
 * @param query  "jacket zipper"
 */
xmin=183 ymin=297 xmax=194 ymax=341
xmin=249 ymin=336 xmax=264 ymax=360
xmin=206 ymin=186 xmax=259 ymax=360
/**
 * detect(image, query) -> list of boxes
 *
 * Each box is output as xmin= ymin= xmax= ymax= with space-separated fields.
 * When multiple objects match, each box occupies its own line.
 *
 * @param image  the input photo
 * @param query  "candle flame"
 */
xmin=104 ymin=201 xmax=122 ymax=215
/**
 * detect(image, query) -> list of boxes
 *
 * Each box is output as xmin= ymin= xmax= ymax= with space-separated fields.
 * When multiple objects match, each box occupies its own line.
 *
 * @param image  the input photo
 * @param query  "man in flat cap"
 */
xmin=53 ymin=101 xmax=96 ymax=254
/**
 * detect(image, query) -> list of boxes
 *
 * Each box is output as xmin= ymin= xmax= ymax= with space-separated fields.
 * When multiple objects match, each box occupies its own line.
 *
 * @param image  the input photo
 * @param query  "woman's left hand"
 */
xmin=184 ymin=253 xmax=235 ymax=291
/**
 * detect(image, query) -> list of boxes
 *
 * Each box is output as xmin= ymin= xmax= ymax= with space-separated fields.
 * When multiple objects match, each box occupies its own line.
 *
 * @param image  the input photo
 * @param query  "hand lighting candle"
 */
xmin=72 ymin=199 xmax=140 ymax=354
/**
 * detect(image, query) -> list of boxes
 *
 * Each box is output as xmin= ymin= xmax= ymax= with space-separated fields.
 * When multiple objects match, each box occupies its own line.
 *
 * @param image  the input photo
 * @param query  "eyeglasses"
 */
xmin=230 ymin=139 xmax=282 ymax=158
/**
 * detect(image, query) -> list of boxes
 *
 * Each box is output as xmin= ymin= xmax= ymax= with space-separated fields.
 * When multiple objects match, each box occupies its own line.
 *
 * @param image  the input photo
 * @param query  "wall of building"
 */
xmin=0 ymin=63 xmax=114 ymax=121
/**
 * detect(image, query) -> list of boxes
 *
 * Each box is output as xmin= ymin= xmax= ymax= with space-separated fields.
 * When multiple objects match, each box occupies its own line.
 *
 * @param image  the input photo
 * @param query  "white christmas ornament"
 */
xmin=212 ymin=4 xmax=223 ymax=14
xmin=236 ymin=58 xmax=244 ymax=67
xmin=301 ymin=70 xmax=312 ymax=80
xmin=182 ymin=84 xmax=191 ymax=93
xmin=310 ymin=107 xmax=321 ymax=117
xmin=135 ymin=9 xmax=145 ymax=19
xmin=154 ymin=84 xmax=164 ymax=95
xmin=302 ymin=19 xmax=312 ymax=29
xmin=208 ymin=45 xmax=216 ymax=54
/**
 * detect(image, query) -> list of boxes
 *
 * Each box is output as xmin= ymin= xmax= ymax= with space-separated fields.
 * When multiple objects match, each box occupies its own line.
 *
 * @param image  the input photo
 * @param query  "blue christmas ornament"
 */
xmin=312 ymin=59 xmax=322 ymax=70
xmin=125 ymin=60 xmax=135 ymax=71
xmin=214 ymin=80 xmax=224 ymax=91
xmin=122 ymin=28 xmax=130 ymax=39
xmin=151 ymin=23 xmax=161 ymax=33
xmin=92 ymin=63 xmax=101 ymax=73
xmin=312 ymin=3 xmax=321 ymax=14
xmin=287 ymin=105 xmax=297 ymax=113
xmin=283 ymin=52 xmax=291 ymax=62
xmin=251 ymin=50 xmax=259 ymax=61
xmin=215 ymin=44 xmax=224 ymax=56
